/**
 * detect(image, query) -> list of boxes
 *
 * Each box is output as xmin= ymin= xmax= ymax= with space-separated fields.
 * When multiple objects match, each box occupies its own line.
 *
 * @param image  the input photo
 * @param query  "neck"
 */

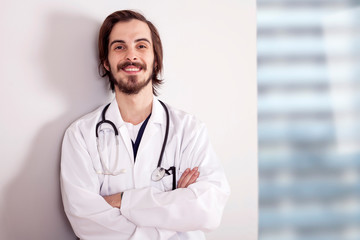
xmin=115 ymin=85 xmax=153 ymax=125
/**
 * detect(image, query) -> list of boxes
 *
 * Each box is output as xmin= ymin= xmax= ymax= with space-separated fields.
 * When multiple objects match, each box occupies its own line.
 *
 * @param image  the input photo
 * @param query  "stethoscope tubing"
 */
xmin=95 ymin=103 xmax=119 ymax=138
xmin=95 ymin=100 xmax=176 ymax=190
xmin=157 ymin=100 xmax=170 ymax=168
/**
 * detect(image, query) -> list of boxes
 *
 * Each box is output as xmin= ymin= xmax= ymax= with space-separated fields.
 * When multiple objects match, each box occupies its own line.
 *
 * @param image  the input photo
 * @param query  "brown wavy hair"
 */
xmin=98 ymin=10 xmax=163 ymax=95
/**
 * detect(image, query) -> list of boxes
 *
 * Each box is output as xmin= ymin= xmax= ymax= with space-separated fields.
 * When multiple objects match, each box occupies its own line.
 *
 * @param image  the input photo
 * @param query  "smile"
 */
xmin=122 ymin=66 xmax=142 ymax=74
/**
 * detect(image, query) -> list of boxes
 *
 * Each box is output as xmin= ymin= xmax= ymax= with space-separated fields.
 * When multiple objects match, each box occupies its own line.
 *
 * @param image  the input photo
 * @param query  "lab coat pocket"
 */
xmin=161 ymin=174 xmax=175 ymax=192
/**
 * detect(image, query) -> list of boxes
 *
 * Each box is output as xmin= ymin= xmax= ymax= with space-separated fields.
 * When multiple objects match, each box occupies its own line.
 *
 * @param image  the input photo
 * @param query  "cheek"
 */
xmin=145 ymin=55 xmax=155 ymax=68
xmin=139 ymin=51 xmax=154 ymax=63
xmin=108 ymin=52 xmax=123 ymax=64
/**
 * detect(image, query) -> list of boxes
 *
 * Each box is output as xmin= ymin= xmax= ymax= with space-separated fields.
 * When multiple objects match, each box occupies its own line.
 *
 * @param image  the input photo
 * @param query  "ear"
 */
xmin=154 ymin=61 xmax=158 ymax=70
xmin=103 ymin=60 xmax=110 ymax=72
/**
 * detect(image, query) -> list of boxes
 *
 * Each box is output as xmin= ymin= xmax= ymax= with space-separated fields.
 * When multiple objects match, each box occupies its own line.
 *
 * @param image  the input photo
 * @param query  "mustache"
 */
xmin=117 ymin=61 xmax=147 ymax=71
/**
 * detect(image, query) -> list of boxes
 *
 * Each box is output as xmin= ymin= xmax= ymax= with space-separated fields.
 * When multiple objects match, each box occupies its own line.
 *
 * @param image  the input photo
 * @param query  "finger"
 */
xmin=177 ymin=168 xmax=190 ymax=188
xmin=177 ymin=168 xmax=189 ymax=187
xmin=178 ymin=169 xmax=192 ymax=188
xmin=179 ymin=167 xmax=198 ymax=188
xmin=185 ymin=171 xmax=199 ymax=188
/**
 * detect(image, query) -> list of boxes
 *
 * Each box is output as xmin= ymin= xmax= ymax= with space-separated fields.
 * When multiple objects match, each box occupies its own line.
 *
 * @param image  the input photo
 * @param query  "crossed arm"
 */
xmin=103 ymin=167 xmax=200 ymax=208
xmin=61 ymin=123 xmax=230 ymax=238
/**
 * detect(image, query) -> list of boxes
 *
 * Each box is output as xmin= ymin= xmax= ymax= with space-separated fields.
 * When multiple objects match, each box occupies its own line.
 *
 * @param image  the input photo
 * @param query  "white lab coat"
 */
xmin=60 ymin=96 xmax=230 ymax=240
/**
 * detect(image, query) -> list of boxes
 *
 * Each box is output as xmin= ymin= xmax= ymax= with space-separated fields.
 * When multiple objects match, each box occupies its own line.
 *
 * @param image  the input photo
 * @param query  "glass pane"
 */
xmin=258 ymin=1 xmax=360 ymax=239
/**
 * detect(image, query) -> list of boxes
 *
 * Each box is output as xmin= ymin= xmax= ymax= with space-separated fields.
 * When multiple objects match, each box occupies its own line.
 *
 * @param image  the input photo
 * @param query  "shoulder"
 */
xmin=164 ymin=103 xmax=212 ymax=152
xmin=65 ymin=104 xmax=105 ymax=136
xmin=165 ymin=103 xmax=206 ymax=135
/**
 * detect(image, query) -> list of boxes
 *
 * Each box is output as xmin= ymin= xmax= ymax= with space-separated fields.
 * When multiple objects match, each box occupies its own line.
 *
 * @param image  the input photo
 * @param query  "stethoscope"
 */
xmin=95 ymin=100 xmax=176 ymax=190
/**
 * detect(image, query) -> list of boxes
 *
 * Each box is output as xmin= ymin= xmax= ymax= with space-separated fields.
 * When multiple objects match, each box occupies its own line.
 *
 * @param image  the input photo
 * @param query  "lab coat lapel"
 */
xmin=118 ymin=126 xmax=135 ymax=161
xmin=101 ymin=98 xmax=134 ymax=162
xmin=99 ymin=97 xmax=166 ymax=164
xmin=135 ymin=97 xmax=166 ymax=162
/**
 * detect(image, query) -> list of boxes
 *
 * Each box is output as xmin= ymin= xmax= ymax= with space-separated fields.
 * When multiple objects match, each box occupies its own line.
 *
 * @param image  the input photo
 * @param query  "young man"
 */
xmin=60 ymin=10 xmax=230 ymax=240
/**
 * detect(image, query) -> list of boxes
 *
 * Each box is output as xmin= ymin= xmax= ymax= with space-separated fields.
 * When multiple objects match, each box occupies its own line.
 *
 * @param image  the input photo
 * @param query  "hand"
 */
xmin=177 ymin=167 xmax=200 ymax=188
xmin=103 ymin=192 xmax=122 ymax=209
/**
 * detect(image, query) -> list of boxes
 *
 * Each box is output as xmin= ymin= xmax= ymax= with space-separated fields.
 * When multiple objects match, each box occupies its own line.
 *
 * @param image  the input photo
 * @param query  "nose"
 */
xmin=125 ymin=48 xmax=137 ymax=61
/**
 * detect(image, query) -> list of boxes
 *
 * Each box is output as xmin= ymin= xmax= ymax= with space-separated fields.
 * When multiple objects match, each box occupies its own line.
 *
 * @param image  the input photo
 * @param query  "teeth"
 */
xmin=124 ymin=68 xmax=140 ymax=72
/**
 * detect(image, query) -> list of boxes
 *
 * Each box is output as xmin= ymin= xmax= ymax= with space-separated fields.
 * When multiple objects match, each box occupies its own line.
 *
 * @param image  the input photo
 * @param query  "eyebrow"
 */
xmin=135 ymin=38 xmax=151 ymax=45
xmin=109 ymin=38 xmax=151 ymax=47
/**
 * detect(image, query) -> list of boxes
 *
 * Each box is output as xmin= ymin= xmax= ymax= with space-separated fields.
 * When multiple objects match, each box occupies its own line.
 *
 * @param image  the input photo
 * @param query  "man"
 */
xmin=60 ymin=10 xmax=230 ymax=240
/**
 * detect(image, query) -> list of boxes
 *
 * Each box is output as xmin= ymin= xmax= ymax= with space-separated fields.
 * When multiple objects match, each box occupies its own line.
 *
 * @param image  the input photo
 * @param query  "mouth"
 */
xmin=122 ymin=65 xmax=142 ymax=74
xmin=118 ymin=61 xmax=146 ymax=75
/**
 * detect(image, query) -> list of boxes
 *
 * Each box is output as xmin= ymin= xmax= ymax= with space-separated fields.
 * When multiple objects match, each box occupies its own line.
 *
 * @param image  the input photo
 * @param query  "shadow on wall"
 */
xmin=1 ymin=11 xmax=110 ymax=240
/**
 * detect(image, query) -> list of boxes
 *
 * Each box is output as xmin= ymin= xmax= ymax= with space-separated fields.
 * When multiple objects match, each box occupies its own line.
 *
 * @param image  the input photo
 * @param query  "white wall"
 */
xmin=0 ymin=1 xmax=257 ymax=239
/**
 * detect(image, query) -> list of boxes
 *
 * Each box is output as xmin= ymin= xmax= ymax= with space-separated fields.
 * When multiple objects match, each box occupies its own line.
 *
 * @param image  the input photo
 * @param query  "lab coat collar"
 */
xmin=150 ymin=96 xmax=166 ymax=125
xmin=101 ymin=95 xmax=166 ymax=130
xmin=98 ymin=95 xmax=167 ymax=164
xmin=103 ymin=97 xmax=124 ymax=130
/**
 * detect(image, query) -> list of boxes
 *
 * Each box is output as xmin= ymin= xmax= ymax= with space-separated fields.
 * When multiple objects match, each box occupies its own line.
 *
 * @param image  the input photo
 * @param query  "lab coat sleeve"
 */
xmin=120 ymin=123 xmax=230 ymax=232
xmin=60 ymin=125 xmax=174 ymax=240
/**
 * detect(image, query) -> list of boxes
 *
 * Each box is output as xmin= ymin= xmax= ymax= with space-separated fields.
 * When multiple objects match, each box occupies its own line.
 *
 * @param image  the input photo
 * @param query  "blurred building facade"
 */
xmin=258 ymin=0 xmax=360 ymax=239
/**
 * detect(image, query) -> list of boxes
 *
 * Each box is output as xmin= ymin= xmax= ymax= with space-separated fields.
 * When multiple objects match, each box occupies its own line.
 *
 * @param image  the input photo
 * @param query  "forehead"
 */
xmin=109 ymin=19 xmax=152 ymax=44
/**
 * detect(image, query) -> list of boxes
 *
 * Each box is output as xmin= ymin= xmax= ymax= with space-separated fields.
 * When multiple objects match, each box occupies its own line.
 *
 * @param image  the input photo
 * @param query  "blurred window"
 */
xmin=258 ymin=0 xmax=360 ymax=239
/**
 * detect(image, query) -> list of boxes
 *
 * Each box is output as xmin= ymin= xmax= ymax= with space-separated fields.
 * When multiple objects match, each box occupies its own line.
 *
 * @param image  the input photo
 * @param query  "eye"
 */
xmin=114 ymin=45 xmax=125 ymax=50
xmin=138 ymin=44 xmax=147 ymax=49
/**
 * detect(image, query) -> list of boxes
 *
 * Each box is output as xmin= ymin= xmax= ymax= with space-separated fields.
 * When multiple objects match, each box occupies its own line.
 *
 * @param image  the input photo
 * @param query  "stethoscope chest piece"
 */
xmin=151 ymin=167 xmax=166 ymax=181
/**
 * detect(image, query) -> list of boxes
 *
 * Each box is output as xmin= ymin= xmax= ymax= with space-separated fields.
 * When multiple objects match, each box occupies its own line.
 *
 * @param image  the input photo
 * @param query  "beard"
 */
xmin=108 ymin=61 xmax=153 ymax=95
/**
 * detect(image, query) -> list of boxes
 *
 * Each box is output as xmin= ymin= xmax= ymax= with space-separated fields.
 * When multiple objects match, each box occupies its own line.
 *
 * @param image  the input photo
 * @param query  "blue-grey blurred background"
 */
xmin=258 ymin=0 xmax=360 ymax=239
